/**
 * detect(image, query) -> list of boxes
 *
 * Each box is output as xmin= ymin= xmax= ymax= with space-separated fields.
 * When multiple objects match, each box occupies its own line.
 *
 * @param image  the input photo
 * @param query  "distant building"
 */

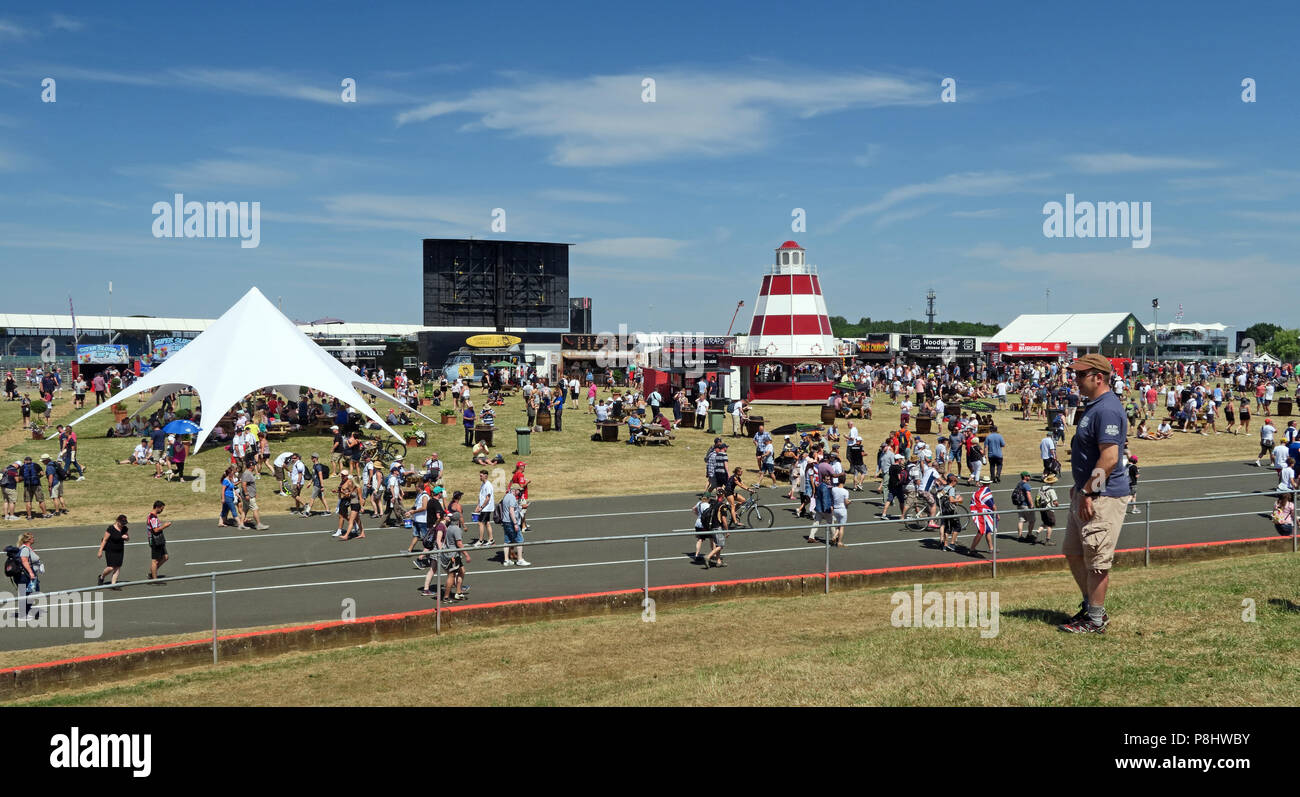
xmin=990 ymin=312 xmax=1155 ymax=365
xmin=1152 ymin=323 xmax=1230 ymax=360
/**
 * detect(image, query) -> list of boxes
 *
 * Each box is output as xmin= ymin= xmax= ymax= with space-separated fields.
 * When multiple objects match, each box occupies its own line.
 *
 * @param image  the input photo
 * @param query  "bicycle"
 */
xmin=733 ymin=492 xmax=774 ymax=529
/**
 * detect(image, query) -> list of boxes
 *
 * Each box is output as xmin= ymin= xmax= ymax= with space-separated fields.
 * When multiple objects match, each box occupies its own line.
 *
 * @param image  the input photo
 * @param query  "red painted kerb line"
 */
xmin=1 ymin=534 xmax=1285 ymax=676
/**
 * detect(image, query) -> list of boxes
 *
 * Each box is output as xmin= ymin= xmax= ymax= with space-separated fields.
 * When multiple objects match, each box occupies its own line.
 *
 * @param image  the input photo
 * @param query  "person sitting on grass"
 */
xmin=471 ymin=439 xmax=491 ymax=466
xmin=1135 ymin=420 xmax=1154 ymax=440
xmin=1154 ymin=420 xmax=1173 ymax=440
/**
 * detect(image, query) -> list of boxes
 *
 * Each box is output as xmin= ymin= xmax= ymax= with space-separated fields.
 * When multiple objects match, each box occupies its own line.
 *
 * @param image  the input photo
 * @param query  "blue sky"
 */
xmin=1 ymin=1 xmax=1296 ymax=336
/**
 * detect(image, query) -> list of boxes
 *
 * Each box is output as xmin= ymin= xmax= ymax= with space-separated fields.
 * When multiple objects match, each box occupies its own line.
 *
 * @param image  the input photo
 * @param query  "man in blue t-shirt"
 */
xmin=983 ymin=426 xmax=1006 ymax=482
xmin=1060 ymin=354 xmax=1130 ymax=635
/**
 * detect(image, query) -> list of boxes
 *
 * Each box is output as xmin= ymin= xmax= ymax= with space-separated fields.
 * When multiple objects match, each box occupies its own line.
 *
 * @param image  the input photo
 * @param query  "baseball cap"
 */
xmin=39 ymin=453 xmax=50 ymax=461
xmin=894 ymin=454 xmax=904 ymax=461
xmin=330 ymin=425 xmax=339 ymax=430
xmin=713 ymin=437 xmax=723 ymax=445
xmin=1070 ymin=354 xmax=1112 ymax=374
xmin=310 ymin=453 xmax=319 ymax=459
xmin=1020 ymin=471 xmax=1031 ymax=478
xmin=516 ymin=461 xmax=526 ymax=468
xmin=719 ymin=442 xmax=728 ymax=448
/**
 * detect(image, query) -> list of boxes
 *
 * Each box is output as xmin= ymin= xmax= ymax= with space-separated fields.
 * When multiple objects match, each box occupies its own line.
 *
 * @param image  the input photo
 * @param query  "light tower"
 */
xmin=925 ymin=288 xmax=936 ymax=332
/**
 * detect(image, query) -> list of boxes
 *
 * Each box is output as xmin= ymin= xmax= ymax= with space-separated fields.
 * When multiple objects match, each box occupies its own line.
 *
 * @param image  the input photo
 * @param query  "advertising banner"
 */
xmin=76 ymin=344 xmax=130 ymax=365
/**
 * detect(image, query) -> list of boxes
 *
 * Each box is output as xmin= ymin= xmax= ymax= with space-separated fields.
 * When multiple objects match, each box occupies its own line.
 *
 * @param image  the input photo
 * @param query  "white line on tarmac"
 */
xmin=185 ymin=559 xmax=242 ymax=566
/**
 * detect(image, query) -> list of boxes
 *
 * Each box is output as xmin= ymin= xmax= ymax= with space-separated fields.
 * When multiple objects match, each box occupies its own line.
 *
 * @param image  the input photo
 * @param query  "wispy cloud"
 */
xmin=1170 ymin=170 xmax=1300 ymax=202
xmin=50 ymin=14 xmax=85 ymax=32
xmin=535 ymin=189 xmax=624 ymax=204
xmin=873 ymin=204 xmax=938 ymax=230
xmin=828 ymin=171 xmax=1049 ymax=231
xmin=575 ymin=237 xmax=688 ymax=258
xmin=118 ymin=148 xmax=400 ymax=189
xmin=1065 ymin=153 xmax=1222 ymax=173
xmin=14 ymin=65 xmax=415 ymax=104
xmin=396 ymin=68 xmax=937 ymax=166
xmin=0 ymin=19 xmax=33 ymax=39
xmin=853 ymin=143 xmax=881 ymax=167
xmin=1230 ymin=210 xmax=1300 ymax=224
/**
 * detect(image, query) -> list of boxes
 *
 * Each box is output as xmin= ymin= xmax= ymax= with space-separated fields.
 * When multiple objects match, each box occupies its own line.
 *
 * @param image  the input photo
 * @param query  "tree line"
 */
xmin=829 ymin=316 xmax=1001 ymax=338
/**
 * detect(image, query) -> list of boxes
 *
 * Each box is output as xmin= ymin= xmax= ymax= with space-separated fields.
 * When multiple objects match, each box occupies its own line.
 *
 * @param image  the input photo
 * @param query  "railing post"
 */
xmin=211 ymin=573 xmax=218 ymax=665
xmin=434 ymin=552 xmax=442 ymax=634
xmin=1293 ymin=490 xmax=1298 ymax=554
xmin=991 ymin=520 xmax=997 ymax=579
xmin=642 ymin=535 xmax=649 ymax=609
xmin=1144 ymin=500 xmax=1151 ymax=567
xmin=824 ymin=522 xmax=830 ymax=594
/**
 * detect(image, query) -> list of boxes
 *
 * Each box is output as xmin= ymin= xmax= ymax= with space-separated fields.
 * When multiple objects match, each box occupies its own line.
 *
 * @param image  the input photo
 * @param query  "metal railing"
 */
xmin=2 ymin=488 xmax=1295 ymax=664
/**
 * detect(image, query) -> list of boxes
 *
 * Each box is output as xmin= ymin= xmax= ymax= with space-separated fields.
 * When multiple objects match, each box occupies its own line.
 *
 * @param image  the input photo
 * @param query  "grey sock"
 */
xmin=1087 ymin=605 xmax=1106 ymax=623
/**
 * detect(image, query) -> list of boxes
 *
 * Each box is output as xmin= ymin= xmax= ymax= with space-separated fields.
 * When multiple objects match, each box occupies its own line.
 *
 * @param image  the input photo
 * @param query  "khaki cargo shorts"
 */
xmin=1064 ymin=492 xmax=1130 ymax=570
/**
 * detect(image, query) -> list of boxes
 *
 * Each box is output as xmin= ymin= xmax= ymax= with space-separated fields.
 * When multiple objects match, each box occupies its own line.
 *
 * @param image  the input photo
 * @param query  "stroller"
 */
xmin=1043 ymin=455 xmax=1062 ymax=482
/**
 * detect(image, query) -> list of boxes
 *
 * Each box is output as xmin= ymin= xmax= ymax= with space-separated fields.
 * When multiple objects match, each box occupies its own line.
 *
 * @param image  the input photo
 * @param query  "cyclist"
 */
xmin=724 ymin=466 xmax=751 ymax=527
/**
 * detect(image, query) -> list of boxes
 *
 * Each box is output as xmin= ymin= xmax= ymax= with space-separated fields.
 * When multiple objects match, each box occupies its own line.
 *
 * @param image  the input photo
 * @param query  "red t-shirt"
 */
xmin=509 ymin=471 xmax=529 ymax=500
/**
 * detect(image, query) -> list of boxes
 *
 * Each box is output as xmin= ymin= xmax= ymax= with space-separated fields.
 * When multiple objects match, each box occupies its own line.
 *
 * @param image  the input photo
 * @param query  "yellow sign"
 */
xmin=466 ymin=334 xmax=522 ymax=348
xmin=457 ymin=363 xmax=474 ymax=378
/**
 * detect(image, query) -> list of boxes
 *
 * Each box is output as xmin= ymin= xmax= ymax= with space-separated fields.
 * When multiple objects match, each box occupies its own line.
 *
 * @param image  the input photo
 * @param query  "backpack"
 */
xmin=1012 ymin=483 xmax=1030 ymax=507
xmin=699 ymin=501 xmax=718 ymax=531
xmin=20 ymin=463 xmax=40 ymax=486
xmin=52 ymin=460 xmax=67 ymax=482
xmin=0 ymin=466 xmax=15 ymax=489
xmin=4 ymin=546 xmax=27 ymax=583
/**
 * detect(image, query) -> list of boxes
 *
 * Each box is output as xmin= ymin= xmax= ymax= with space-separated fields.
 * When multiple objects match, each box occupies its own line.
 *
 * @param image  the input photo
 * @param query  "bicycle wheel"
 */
xmin=746 ymin=503 xmax=775 ymax=529
xmin=903 ymin=505 xmax=927 ymax=531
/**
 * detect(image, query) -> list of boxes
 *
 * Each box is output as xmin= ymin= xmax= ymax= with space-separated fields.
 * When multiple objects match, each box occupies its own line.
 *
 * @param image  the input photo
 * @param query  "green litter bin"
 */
xmin=707 ymin=409 xmax=724 ymax=434
xmin=515 ymin=427 xmax=532 ymax=456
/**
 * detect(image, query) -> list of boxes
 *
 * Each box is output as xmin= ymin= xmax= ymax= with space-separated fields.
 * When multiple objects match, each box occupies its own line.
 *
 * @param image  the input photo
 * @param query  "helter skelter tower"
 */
xmin=734 ymin=241 xmax=840 ymax=403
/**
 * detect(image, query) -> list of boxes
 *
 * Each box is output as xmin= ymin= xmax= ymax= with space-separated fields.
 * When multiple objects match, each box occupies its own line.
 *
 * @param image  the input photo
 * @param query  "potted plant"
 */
xmin=405 ymin=427 xmax=427 ymax=447
xmin=440 ymin=408 xmax=457 ymax=425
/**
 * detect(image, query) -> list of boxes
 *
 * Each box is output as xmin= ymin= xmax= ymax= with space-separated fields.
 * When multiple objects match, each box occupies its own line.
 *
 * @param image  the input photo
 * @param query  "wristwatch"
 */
xmin=1084 ymin=490 xmax=1101 ymax=498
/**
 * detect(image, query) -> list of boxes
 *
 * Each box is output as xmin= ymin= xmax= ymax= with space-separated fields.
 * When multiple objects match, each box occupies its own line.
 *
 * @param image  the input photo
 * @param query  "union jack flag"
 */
xmin=971 ymin=485 xmax=997 ymax=535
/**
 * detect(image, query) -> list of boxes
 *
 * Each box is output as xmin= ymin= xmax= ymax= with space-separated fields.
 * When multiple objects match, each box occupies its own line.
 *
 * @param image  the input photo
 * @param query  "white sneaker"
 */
xmin=332 ymin=530 xmax=343 ymax=537
xmin=502 ymin=560 xmax=514 ymax=567
xmin=515 ymin=559 xmax=531 ymax=567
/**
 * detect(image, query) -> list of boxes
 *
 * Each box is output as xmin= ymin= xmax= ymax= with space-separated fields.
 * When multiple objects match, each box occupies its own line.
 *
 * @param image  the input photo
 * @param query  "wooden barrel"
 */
xmin=820 ymin=405 xmax=836 ymax=424
xmin=600 ymin=422 xmax=620 ymax=442
xmin=473 ymin=425 xmax=495 ymax=446
xmin=536 ymin=408 xmax=552 ymax=431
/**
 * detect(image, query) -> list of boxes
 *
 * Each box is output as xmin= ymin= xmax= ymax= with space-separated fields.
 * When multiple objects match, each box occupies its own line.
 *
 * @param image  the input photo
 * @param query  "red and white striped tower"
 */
xmin=745 ymin=241 xmax=836 ymax=358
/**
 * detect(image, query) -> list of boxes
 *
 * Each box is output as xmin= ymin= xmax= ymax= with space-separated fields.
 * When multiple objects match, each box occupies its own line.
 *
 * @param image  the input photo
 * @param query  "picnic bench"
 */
xmin=636 ymin=426 xmax=674 ymax=446
xmin=265 ymin=422 xmax=291 ymax=441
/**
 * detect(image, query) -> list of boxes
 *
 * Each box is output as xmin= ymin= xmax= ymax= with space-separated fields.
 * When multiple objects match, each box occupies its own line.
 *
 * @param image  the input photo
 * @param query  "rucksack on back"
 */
xmin=4 ymin=546 xmax=27 ymax=582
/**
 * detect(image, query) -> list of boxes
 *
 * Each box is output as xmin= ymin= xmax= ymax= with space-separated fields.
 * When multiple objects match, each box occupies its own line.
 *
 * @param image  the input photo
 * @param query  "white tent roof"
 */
xmin=1235 ymin=352 xmax=1281 ymax=365
xmin=70 ymin=287 xmax=432 ymax=452
xmin=1153 ymin=322 xmax=1228 ymax=332
xmin=991 ymin=313 xmax=1132 ymax=346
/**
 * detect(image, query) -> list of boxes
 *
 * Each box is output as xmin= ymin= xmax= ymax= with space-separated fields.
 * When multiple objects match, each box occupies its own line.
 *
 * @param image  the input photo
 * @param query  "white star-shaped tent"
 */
xmin=71 ymin=287 xmax=432 ymax=451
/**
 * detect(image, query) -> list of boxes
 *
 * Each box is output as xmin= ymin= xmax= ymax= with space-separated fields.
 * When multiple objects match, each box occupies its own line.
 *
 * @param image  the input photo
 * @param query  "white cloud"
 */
xmin=535 ymin=189 xmax=624 ymax=203
xmin=396 ymin=69 xmax=936 ymax=166
xmin=119 ymin=159 xmax=297 ymax=188
xmin=18 ymin=66 xmax=414 ymax=104
xmin=50 ymin=14 xmax=85 ymax=32
xmin=1168 ymin=170 xmax=1300 ymax=202
xmin=873 ymin=204 xmax=939 ymax=230
xmin=853 ymin=143 xmax=881 ymax=167
xmin=575 ymin=237 xmax=688 ymax=258
xmin=828 ymin=171 xmax=1049 ymax=231
xmin=0 ymin=19 xmax=33 ymax=39
xmin=1065 ymin=153 xmax=1221 ymax=173
xmin=1229 ymin=210 xmax=1300 ymax=224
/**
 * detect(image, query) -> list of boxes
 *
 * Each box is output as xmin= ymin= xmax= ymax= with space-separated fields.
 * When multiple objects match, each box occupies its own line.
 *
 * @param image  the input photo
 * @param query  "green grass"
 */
xmin=18 ymin=551 xmax=1300 ymax=706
